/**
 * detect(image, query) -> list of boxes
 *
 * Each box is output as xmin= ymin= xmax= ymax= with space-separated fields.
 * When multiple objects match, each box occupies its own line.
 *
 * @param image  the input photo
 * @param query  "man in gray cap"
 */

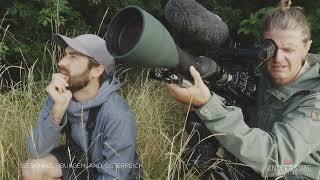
xmin=22 ymin=34 xmax=141 ymax=180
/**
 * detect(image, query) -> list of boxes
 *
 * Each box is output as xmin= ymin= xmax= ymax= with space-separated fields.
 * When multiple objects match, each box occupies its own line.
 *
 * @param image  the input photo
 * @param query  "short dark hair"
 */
xmin=88 ymin=57 xmax=108 ymax=86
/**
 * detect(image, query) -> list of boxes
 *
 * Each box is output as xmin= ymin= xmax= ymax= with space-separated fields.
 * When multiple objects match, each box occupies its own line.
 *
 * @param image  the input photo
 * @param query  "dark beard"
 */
xmin=67 ymin=70 xmax=90 ymax=92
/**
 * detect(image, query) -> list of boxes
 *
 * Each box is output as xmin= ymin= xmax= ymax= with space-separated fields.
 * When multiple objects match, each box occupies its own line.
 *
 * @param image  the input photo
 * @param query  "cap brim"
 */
xmin=52 ymin=34 xmax=93 ymax=58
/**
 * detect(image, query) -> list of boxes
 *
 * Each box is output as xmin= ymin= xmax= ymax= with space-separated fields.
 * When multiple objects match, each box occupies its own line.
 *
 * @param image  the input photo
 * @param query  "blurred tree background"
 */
xmin=0 ymin=0 xmax=319 ymax=87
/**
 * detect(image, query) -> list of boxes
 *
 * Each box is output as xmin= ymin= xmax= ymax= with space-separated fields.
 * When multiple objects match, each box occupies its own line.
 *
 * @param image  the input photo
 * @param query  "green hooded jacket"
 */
xmin=196 ymin=54 xmax=320 ymax=179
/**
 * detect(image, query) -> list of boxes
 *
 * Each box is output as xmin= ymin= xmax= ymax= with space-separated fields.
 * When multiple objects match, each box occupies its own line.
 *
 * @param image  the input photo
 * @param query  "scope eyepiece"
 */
xmin=256 ymin=39 xmax=278 ymax=61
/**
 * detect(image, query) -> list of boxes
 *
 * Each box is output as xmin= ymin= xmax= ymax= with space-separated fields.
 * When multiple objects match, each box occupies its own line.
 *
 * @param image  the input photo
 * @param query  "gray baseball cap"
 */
xmin=53 ymin=34 xmax=114 ymax=74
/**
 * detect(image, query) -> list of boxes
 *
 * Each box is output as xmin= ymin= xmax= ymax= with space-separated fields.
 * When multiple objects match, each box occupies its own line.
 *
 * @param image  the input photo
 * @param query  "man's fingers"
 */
xmin=166 ymin=83 xmax=180 ymax=96
xmin=65 ymin=90 xmax=72 ymax=98
xmin=189 ymin=66 xmax=202 ymax=87
xmin=54 ymin=73 xmax=69 ymax=87
xmin=166 ymin=83 xmax=187 ymax=95
xmin=165 ymin=83 xmax=175 ymax=96
xmin=57 ymin=75 xmax=69 ymax=87
xmin=46 ymin=85 xmax=60 ymax=97
xmin=55 ymin=84 xmax=67 ymax=94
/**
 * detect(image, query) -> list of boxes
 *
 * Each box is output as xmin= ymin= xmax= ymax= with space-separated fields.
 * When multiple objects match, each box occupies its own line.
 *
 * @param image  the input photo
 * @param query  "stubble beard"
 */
xmin=68 ymin=70 xmax=90 ymax=92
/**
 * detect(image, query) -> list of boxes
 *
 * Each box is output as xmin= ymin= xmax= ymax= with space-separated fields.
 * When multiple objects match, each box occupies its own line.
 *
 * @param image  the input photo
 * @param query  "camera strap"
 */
xmin=64 ymin=105 xmax=102 ymax=156
xmin=86 ymin=105 xmax=102 ymax=149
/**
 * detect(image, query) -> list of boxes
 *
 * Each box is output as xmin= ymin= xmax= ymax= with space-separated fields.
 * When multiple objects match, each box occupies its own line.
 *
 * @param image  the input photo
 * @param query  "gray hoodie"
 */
xmin=28 ymin=76 xmax=138 ymax=180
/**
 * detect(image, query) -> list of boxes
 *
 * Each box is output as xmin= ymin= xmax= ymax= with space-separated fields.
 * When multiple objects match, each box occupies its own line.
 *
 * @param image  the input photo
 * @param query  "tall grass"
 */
xmin=0 ymin=5 xmax=233 ymax=180
xmin=0 ymin=7 xmax=187 ymax=179
xmin=0 ymin=81 xmax=47 ymax=179
xmin=0 ymin=64 xmax=188 ymax=179
xmin=1 ymin=60 xmax=248 ymax=179
xmin=0 ymin=29 xmax=234 ymax=180
xmin=120 ymin=68 xmax=186 ymax=179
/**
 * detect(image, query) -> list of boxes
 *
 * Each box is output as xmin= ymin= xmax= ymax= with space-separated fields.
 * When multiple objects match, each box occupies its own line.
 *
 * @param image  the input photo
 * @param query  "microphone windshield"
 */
xmin=164 ymin=0 xmax=230 ymax=47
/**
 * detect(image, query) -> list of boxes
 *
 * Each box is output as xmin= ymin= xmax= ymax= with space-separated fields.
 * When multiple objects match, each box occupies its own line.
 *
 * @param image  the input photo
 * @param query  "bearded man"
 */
xmin=22 ymin=34 xmax=140 ymax=180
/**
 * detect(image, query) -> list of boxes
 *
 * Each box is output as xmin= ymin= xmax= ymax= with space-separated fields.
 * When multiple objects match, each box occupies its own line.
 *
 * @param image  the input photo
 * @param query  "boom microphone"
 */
xmin=164 ymin=0 xmax=230 ymax=47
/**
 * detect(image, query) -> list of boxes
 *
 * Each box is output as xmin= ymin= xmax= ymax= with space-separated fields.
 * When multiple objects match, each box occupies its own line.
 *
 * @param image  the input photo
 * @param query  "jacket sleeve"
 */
xmin=196 ymin=93 xmax=320 ymax=177
xmin=96 ymin=106 xmax=137 ymax=180
xmin=27 ymin=97 xmax=67 ymax=158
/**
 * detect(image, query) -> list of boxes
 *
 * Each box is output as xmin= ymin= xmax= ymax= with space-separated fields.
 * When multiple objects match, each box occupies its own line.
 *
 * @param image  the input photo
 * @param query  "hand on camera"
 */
xmin=166 ymin=66 xmax=211 ymax=107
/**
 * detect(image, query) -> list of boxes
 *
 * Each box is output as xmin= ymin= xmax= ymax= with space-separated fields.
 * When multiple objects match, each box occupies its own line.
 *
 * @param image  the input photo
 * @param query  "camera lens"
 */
xmin=106 ymin=7 xmax=143 ymax=56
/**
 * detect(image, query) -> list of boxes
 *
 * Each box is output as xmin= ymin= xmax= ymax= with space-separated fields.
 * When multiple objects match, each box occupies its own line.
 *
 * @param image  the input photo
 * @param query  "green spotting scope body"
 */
xmin=106 ymin=6 xmax=181 ymax=68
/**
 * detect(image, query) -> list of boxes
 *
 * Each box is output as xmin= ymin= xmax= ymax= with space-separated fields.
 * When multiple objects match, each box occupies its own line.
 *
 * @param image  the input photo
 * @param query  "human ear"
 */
xmin=90 ymin=65 xmax=104 ymax=78
xmin=304 ymin=40 xmax=312 ymax=54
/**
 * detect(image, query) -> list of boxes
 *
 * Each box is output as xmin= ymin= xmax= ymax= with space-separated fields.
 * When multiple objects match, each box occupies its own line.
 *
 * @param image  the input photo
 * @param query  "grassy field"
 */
xmin=0 ymin=6 xmax=239 ymax=179
xmin=0 ymin=61 xmax=250 ymax=179
xmin=0 ymin=63 xmax=231 ymax=179
xmin=0 ymin=16 xmax=237 ymax=179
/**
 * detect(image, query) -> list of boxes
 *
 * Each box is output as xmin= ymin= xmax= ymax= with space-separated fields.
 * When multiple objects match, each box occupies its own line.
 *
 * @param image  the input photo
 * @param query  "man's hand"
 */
xmin=46 ymin=73 xmax=72 ymax=125
xmin=166 ymin=66 xmax=211 ymax=107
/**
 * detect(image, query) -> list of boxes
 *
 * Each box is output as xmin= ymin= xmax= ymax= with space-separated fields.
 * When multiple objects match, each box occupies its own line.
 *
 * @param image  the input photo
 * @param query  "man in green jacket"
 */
xmin=167 ymin=5 xmax=320 ymax=180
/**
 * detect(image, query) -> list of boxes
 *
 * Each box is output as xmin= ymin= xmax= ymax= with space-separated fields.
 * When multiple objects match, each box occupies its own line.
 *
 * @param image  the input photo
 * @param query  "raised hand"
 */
xmin=46 ymin=73 xmax=72 ymax=125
